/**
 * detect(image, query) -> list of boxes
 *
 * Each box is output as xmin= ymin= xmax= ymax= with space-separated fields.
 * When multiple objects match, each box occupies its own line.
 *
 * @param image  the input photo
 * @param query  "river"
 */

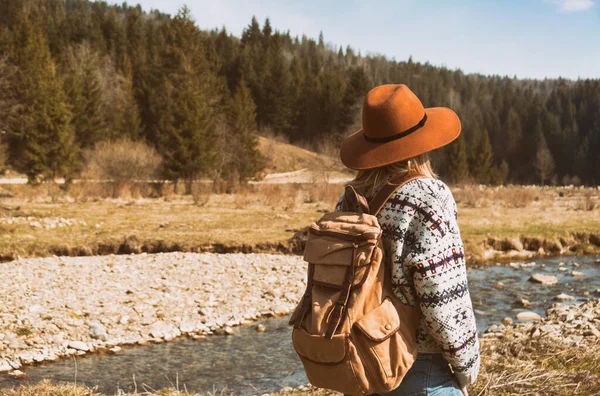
xmin=1 ymin=255 xmax=599 ymax=395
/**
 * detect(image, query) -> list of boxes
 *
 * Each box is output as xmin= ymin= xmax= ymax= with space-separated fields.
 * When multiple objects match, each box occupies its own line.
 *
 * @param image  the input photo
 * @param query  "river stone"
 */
xmin=68 ymin=341 xmax=89 ymax=351
xmin=588 ymin=325 xmax=600 ymax=338
xmin=529 ymin=273 xmax=558 ymax=285
xmin=271 ymin=304 xmax=288 ymax=315
xmin=0 ymin=360 xmax=12 ymax=373
xmin=572 ymin=271 xmax=586 ymax=277
xmin=540 ymin=324 xmax=560 ymax=333
xmin=518 ymin=298 xmax=531 ymax=307
xmin=89 ymin=323 xmax=108 ymax=341
xmin=256 ymin=324 xmax=266 ymax=332
xmin=8 ymin=370 xmax=26 ymax=378
xmin=148 ymin=320 xmax=180 ymax=340
xmin=179 ymin=319 xmax=198 ymax=334
xmin=108 ymin=346 xmax=122 ymax=354
xmin=554 ymin=293 xmax=575 ymax=301
xmin=501 ymin=317 xmax=513 ymax=326
xmin=224 ymin=326 xmax=234 ymax=335
xmin=517 ymin=311 xmax=542 ymax=321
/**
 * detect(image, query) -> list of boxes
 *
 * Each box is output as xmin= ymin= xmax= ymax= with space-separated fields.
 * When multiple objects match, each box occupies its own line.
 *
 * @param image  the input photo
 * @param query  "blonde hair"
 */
xmin=347 ymin=153 xmax=436 ymax=198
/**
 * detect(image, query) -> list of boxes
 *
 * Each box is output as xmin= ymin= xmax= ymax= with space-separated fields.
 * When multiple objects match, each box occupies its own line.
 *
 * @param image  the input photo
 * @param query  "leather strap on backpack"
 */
xmin=368 ymin=173 xmax=423 ymax=216
xmin=325 ymin=242 xmax=358 ymax=339
xmin=342 ymin=185 xmax=370 ymax=213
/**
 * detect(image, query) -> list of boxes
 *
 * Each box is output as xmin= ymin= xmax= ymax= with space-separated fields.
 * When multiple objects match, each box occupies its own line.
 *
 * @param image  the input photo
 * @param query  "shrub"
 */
xmin=83 ymin=139 xmax=162 ymax=198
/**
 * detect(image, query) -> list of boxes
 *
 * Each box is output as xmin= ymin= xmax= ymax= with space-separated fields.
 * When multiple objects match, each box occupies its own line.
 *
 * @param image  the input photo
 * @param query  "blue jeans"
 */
xmin=375 ymin=353 xmax=462 ymax=396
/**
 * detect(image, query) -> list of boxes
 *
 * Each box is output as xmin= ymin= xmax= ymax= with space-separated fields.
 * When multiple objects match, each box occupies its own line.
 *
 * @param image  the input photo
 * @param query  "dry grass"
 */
xmin=471 ymin=338 xmax=600 ymax=395
xmin=0 ymin=380 xmax=204 ymax=395
xmin=0 ymin=381 xmax=97 ymax=396
xmin=0 ymin=183 xmax=598 ymax=262
xmin=257 ymin=137 xmax=344 ymax=174
xmin=6 ymin=338 xmax=599 ymax=396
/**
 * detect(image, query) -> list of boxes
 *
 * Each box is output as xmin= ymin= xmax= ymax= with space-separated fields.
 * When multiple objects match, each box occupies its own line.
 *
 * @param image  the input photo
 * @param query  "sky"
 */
xmin=125 ymin=0 xmax=600 ymax=80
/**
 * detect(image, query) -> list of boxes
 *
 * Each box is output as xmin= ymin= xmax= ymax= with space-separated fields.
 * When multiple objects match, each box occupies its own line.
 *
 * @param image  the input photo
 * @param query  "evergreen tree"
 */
xmin=446 ymin=135 xmax=470 ymax=184
xmin=337 ymin=67 xmax=369 ymax=134
xmin=148 ymin=6 xmax=223 ymax=188
xmin=10 ymin=13 xmax=77 ymax=181
xmin=62 ymin=43 xmax=107 ymax=149
xmin=218 ymin=78 xmax=264 ymax=183
xmin=470 ymin=128 xmax=493 ymax=184
xmin=261 ymin=38 xmax=293 ymax=133
xmin=535 ymin=135 xmax=555 ymax=185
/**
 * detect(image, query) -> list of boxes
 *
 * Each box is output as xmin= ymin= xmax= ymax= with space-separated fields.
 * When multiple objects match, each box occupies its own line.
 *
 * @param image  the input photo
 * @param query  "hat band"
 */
xmin=363 ymin=113 xmax=428 ymax=143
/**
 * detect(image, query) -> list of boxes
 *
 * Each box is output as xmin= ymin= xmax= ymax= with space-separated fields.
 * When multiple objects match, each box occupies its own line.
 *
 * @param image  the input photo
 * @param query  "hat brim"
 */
xmin=340 ymin=107 xmax=461 ymax=170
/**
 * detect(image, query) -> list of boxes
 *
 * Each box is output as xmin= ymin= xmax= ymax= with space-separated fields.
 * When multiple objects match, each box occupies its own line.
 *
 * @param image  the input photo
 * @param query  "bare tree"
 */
xmin=535 ymin=146 xmax=555 ymax=185
xmin=83 ymin=139 xmax=162 ymax=197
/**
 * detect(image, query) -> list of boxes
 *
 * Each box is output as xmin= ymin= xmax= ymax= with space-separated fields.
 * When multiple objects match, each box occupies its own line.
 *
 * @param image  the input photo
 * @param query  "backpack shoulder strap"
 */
xmin=341 ymin=185 xmax=370 ymax=213
xmin=369 ymin=173 xmax=423 ymax=216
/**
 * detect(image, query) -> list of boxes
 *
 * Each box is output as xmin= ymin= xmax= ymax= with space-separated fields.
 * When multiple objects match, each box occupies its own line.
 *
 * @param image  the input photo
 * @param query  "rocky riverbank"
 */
xmin=471 ymin=298 xmax=600 ymax=395
xmin=0 ymin=253 xmax=307 ymax=376
xmin=482 ymin=298 xmax=600 ymax=345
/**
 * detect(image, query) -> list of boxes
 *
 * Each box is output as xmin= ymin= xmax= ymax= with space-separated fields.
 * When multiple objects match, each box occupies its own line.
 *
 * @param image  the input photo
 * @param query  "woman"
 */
xmin=338 ymin=84 xmax=480 ymax=396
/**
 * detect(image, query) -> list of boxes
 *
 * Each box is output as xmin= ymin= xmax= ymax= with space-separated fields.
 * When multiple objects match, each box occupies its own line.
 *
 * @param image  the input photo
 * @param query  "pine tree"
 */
xmin=262 ymin=39 xmax=293 ymax=133
xmin=535 ymin=135 xmax=555 ymax=185
xmin=470 ymin=128 xmax=493 ymax=184
xmin=218 ymin=78 xmax=264 ymax=183
xmin=337 ymin=67 xmax=369 ymax=134
xmin=147 ymin=6 xmax=223 ymax=188
xmin=62 ymin=43 xmax=107 ymax=149
xmin=504 ymin=108 xmax=523 ymax=161
xmin=11 ymin=14 xmax=77 ymax=181
xmin=446 ymin=135 xmax=470 ymax=184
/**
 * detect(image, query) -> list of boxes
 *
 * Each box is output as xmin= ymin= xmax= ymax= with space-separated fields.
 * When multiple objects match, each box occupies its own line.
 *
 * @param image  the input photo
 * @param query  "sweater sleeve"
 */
xmin=401 ymin=188 xmax=480 ymax=388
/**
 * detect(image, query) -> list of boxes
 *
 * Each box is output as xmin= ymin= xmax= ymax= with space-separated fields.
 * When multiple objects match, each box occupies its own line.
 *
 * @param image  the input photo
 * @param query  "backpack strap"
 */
xmin=341 ymin=185 xmax=370 ymax=213
xmin=368 ymin=173 xmax=423 ymax=216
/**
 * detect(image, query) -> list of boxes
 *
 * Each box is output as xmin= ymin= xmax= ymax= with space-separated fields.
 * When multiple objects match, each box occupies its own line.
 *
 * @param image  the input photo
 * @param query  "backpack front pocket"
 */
xmin=292 ymin=327 xmax=366 ymax=395
xmin=352 ymin=298 xmax=415 ymax=389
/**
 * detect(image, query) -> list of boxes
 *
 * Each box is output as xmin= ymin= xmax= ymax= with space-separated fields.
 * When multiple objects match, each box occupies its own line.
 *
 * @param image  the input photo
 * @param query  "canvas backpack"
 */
xmin=288 ymin=173 xmax=422 ymax=396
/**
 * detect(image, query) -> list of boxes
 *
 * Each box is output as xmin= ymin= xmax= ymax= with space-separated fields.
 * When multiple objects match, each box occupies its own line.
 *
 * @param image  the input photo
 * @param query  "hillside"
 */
xmin=258 ymin=137 xmax=335 ymax=173
xmin=257 ymin=137 xmax=352 ymax=183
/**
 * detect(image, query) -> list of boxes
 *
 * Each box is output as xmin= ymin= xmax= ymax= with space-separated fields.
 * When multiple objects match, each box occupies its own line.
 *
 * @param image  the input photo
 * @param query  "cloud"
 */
xmin=552 ymin=0 xmax=595 ymax=12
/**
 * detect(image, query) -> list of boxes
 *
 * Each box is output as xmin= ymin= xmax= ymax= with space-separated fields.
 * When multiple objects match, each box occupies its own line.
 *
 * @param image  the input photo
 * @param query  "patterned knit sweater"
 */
xmin=336 ymin=177 xmax=480 ymax=387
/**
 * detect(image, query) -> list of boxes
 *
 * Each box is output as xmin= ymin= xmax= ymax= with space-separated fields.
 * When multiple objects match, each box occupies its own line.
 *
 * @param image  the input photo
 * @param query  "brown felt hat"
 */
xmin=340 ymin=84 xmax=461 ymax=170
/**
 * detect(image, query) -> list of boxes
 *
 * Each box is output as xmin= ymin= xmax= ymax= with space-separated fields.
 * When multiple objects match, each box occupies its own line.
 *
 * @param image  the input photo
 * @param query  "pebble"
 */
xmin=68 ymin=341 xmax=89 ymax=351
xmin=8 ymin=370 xmax=26 ymax=379
xmin=224 ymin=326 xmax=234 ymax=335
xmin=529 ymin=273 xmax=559 ymax=285
xmin=108 ymin=346 xmax=122 ymax=354
xmin=502 ymin=317 xmax=513 ymax=326
xmin=256 ymin=324 xmax=266 ymax=332
xmin=0 ymin=360 xmax=12 ymax=373
xmin=516 ymin=311 xmax=543 ymax=321
xmin=554 ymin=293 xmax=575 ymax=301
xmin=518 ymin=298 xmax=531 ymax=307
xmin=572 ymin=271 xmax=586 ymax=277
xmin=89 ymin=323 xmax=108 ymax=341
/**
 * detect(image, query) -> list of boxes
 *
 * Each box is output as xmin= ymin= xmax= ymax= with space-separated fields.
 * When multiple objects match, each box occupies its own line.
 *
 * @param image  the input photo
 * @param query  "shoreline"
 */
xmin=1 ymin=230 xmax=599 ymax=265
xmin=1 ymin=250 xmax=599 ymax=379
xmin=0 ymin=252 xmax=304 ymax=376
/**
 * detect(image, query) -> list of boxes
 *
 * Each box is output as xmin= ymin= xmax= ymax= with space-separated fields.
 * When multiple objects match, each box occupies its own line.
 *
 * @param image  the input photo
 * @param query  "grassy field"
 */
xmin=0 ymin=181 xmax=598 ymax=263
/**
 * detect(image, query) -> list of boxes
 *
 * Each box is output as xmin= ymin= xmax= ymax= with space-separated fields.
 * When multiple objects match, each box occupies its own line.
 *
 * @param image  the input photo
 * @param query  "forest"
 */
xmin=0 ymin=0 xmax=599 ymax=186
